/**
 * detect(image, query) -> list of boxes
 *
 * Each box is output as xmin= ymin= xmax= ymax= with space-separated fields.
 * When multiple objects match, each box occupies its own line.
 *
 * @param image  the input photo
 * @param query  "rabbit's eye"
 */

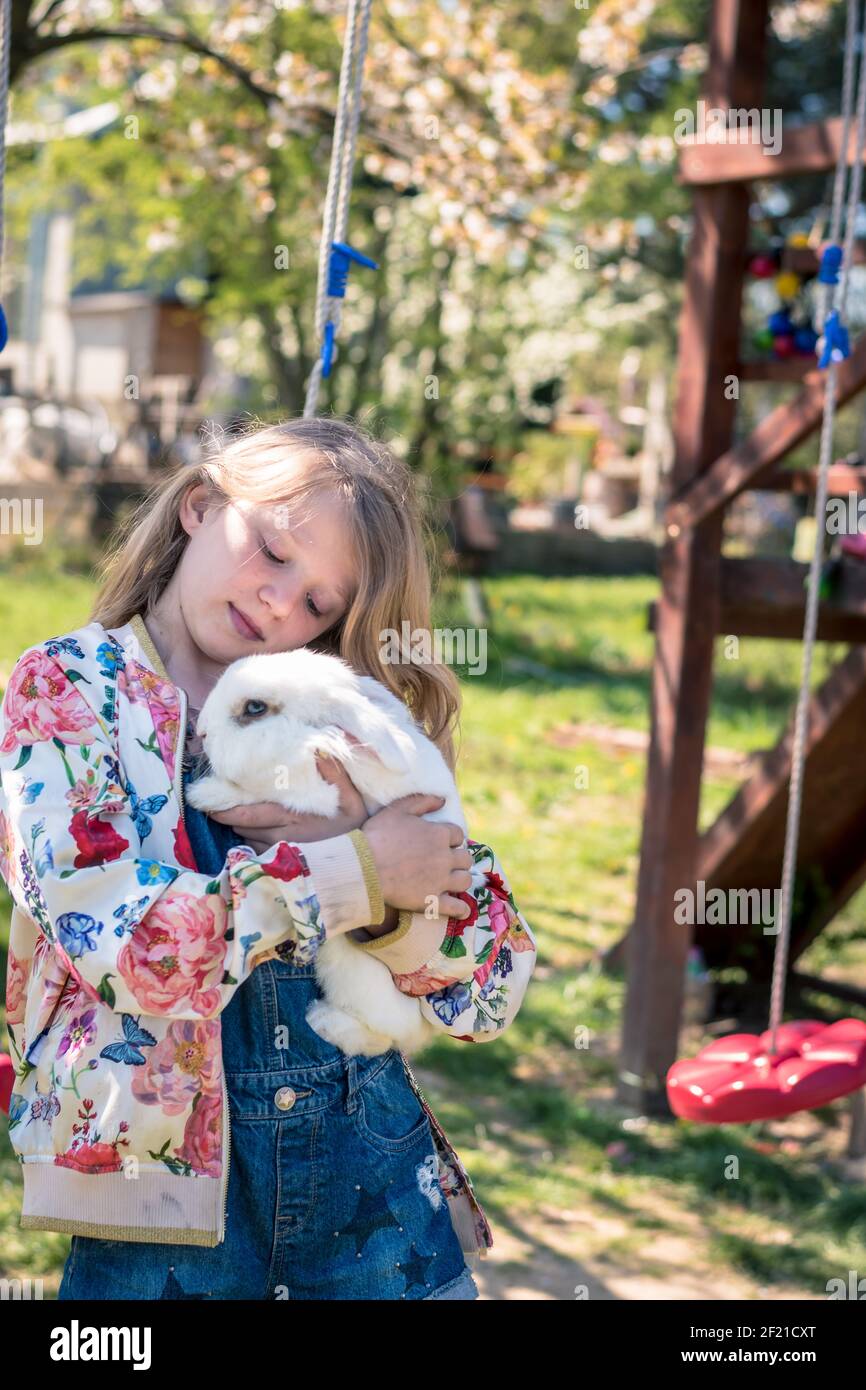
xmin=241 ymin=699 xmax=268 ymax=719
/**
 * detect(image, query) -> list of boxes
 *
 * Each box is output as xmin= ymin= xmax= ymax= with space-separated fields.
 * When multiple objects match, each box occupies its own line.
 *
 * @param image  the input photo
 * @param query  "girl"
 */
xmin=0 ymin=415 xmax=537 ymax=1300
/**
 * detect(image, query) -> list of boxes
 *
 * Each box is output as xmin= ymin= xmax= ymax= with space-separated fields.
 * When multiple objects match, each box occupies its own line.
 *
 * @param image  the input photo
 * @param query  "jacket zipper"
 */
xmin=400 ymin=1049 xmax=431 ymax=1108
xmin=174 ymin=684 xmax=231 ymax=1245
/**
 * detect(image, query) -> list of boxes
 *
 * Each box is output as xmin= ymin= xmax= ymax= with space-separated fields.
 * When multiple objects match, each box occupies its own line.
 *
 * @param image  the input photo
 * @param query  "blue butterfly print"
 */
xmin=20 ymin=778 xmax=44 ymax=805
xmin=112 ymin=895 xmax=151 ymax=938
xmin=43 ymin=637 xmax=85 ymax=660
xmin=103 ymin=754 xmax=127 ymax=794
xmin=126 ymin=774 xmax=168 ymax=843
xmin=100 ymin=1014 xmax=157 ymax=1067
xmin=240 ymin=932 xmax=263 ymax=973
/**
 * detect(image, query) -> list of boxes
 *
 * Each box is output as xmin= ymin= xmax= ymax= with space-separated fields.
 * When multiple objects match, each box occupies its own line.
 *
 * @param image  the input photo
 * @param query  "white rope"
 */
xmin=303 ymin=0 xmax=374 ymax=417
xmin=768 ymin=0 xmax=866 ymax=1052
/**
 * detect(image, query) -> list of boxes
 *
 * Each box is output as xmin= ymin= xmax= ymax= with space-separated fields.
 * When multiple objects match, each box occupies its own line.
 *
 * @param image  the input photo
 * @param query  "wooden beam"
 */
xmin=739 ymin=358 xmax=820 ymax=384
xmin=648 ymin=556 xmax=866 ymax=641
xmin=666 ymin=335 xmax=866 ymax=533
xmin=720 ymin=556 xmax=866 ymax=640
xmin=619 ymin=0 xmax=769 ymax=1117
xmin=783 ymin=242 xmax=866 ymax=276
xmin=756 ymin=461 xmax=866 ymax=493
xmin=679 ymin=115 xmax=863 ymax=185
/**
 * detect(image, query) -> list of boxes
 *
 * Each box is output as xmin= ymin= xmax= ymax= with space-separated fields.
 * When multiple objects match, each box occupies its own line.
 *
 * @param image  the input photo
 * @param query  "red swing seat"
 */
xmin=667 ymin=1018 xmax=866 ymax=1123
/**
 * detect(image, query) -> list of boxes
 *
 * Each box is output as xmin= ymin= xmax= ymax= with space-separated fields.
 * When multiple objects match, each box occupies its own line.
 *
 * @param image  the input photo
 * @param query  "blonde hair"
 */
xmin=91 ymin=416 xmax=462 ymax=768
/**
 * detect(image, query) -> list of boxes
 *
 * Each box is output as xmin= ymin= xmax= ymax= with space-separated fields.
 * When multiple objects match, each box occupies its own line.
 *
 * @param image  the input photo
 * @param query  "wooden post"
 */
xmin=617 ymin=0 xmax=770 ymax=1113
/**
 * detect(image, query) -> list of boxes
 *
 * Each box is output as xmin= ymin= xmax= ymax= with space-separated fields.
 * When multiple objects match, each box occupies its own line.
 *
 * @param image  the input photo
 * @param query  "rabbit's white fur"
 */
xmin=185 ymin=647 xmax=467 ymax=1057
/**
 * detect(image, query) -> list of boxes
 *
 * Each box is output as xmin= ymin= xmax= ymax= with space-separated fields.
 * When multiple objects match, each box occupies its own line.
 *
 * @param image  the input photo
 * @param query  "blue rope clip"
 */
xmin=817 ymin=244 xmax=843 ymax=285
xmin=817 ymin=309 xmax=850 ymax=368
xmin=0 ymin=304 xmax=7 ymax=354
xmin=320 ymin=241 xmax=379 ymax=378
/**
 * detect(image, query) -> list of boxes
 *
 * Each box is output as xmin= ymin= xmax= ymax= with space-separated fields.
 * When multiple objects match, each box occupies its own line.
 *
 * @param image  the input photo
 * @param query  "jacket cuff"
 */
xmin=297 ymin=833 xmax=380 ymax=936
xmin=350 ymin=907 xmax=414 ymax=950
xmin=350 ymin=908 xmax=466 ymax=976
xmin=346 ymin=828 xmax=385 ymax=925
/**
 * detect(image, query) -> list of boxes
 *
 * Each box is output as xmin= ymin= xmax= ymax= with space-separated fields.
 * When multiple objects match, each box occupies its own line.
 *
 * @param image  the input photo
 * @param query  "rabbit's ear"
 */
xmin=331 ymin=702 xmax=414 ymax=774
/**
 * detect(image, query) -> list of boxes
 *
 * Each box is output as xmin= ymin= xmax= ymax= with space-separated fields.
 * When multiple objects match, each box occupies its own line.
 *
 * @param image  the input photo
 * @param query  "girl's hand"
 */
xmin=208 ymin=753 xmax=368 ymax=852
xmin=362 ymin=794 xmax=473 ymax=920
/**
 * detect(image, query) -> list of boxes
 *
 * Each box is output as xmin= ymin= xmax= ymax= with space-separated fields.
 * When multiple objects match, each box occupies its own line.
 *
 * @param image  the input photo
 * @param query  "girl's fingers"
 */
xmin=437 ymin=893 xmax=473 ymax=920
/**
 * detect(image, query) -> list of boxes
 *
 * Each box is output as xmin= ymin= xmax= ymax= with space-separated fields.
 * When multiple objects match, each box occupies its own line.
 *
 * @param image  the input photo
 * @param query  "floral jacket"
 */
xmin=0 ymin=612 xmax=537 ymax=1255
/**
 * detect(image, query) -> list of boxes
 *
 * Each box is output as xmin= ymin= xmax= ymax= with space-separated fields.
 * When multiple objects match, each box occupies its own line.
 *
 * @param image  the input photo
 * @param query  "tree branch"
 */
xmin=25 ymin=23 xmax=281 ymax=106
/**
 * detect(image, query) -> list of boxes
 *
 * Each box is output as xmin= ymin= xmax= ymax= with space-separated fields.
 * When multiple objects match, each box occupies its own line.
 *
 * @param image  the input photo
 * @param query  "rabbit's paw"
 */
xmin=185 ymin=774 xmax=241 ymax=814
xmin=305 ymin=998 xmax=392 ymax=1057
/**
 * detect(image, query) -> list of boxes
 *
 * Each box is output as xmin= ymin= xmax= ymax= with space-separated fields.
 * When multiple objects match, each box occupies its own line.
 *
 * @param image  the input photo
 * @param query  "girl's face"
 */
xmin=176 ymin=482 xmax=359 ymax=664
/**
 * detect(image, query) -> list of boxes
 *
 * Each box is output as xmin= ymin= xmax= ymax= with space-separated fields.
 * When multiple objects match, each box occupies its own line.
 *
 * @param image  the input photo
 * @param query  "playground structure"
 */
xmin=618 ymin=0 xmax=866 ymax=1122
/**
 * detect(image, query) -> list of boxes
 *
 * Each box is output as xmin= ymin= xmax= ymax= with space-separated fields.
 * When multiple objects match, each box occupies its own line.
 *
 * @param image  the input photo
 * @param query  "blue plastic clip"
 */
xmin=321 ymin=321 xmax=336 ymax=378
xmin=319 ymin=242 xmax=378 ymax=378
xmin=0 ymin=304 xmax=7 ymax=354
xmin=817 ymin=244 xmax=843 ymax=285
xmin=817 ymin=309 xmax=850 ymax=368
xmin=326 ymin=241 xmax=378 ymax=298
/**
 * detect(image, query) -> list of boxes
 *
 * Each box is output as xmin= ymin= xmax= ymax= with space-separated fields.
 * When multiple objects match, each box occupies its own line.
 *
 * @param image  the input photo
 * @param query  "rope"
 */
xmin=768 ymin=0 xmax=866 ymax=1052
xmin=303 ymin=0 xmax=374 ymax=418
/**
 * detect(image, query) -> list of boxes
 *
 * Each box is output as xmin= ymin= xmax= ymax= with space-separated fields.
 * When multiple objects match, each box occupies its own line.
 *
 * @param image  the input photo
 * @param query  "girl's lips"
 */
xmin=228 ymin=602 xmax=263 ymax=641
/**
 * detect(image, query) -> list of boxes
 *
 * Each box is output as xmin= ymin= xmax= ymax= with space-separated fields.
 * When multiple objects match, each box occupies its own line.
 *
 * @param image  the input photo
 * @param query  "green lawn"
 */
xmin=2 ymin=553 xmax=865 ymax=1296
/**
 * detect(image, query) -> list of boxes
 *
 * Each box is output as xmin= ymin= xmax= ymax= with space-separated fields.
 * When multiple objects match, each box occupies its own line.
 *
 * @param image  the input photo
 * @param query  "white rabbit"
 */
xmin=185 ymin=647 xmax=468 ymax=1058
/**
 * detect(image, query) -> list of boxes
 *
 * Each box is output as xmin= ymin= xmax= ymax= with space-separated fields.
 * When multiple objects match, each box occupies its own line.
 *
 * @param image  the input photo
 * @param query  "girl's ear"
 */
xmin=328 ymin=701 xmax=414 ymax=774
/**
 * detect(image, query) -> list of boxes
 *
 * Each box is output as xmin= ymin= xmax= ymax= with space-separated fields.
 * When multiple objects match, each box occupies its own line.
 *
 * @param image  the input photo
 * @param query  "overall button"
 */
xmin=274 ymin=1086 xmax=297 ymax=1111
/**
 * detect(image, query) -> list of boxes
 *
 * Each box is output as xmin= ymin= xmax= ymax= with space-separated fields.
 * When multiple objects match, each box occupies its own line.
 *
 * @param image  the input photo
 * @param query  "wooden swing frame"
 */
xmin=618 ymin=0 xmax=866 ymax=1115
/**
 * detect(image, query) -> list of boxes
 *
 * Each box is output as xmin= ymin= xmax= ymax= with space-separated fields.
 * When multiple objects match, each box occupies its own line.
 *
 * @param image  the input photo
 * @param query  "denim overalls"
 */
xmin=57 ymin=761 xmax=479 ymax=1300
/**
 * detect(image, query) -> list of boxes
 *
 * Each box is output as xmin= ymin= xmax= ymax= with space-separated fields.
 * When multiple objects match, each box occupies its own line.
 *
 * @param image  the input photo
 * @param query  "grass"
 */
xmin=2 ymin=552 xmax=865 ymax=1296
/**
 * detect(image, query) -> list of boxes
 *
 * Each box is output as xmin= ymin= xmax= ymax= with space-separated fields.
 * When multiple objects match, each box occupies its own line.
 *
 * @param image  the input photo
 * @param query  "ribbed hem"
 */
xmin=299 ymin=833 xmax=375 ymax=936
xmin=346 ymin=828 xmax=385 ymax=925
xmin=351 ymin=907 xmax=414 ymax=952
xmin=20 ymin=1157 xmax=222 ymax=1247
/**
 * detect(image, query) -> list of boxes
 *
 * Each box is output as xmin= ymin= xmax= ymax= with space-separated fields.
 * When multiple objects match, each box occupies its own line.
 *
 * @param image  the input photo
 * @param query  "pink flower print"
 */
xmin=391 ymin=964 xmax=467 ymax=996
xmin=175 ymin=1087 xmax=223 ymax=1178
xmin=0 ymin=809 xmax=18 ymax=899
xmin=131 ymin=1019 xmax=221 ymax=1115
xmin=0 ymin=650 xmax=96 ymax=753
xmin=487 ymin=896 xmax=513 ymax=941
xmin=66 ymin=772 xmax=103 ymax=811
xmin=57 ymin=1008 xmax=98 ymax=1061
xmin=6 ymin=948 xmax=30 ymax=1026
xmin=118 ymin=661 xmax=173 ymax=710
xmin=118 ymin=891 xmax=228 ymax=1017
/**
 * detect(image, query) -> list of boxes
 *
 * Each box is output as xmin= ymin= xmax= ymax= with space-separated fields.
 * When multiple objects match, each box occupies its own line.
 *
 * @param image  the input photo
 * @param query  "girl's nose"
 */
xmin=258 ymin=573 xmax=303 ymax=622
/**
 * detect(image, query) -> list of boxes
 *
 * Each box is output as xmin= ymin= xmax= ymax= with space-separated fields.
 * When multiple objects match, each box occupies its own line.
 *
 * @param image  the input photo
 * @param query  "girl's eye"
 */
xmin=258 ymin=533 xmax=321 ymax=618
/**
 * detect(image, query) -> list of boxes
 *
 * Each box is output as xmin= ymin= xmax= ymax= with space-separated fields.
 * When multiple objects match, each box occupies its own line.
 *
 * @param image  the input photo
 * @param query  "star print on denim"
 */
xmin=398 ymin=1244 xmax=439 ymax=1296
xmin=335 ymin=1181 xmax=402 ymax=1255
